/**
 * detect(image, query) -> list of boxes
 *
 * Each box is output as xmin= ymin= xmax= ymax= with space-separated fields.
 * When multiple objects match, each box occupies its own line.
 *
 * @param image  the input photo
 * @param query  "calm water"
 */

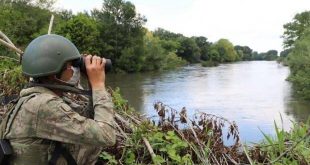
xmin=106 ymin=61 xmax=310 ymax=143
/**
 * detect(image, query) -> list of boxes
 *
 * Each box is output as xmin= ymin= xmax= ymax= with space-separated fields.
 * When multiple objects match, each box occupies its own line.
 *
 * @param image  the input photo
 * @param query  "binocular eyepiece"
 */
xmin=72 ymin=57 xmax=112 ymax=73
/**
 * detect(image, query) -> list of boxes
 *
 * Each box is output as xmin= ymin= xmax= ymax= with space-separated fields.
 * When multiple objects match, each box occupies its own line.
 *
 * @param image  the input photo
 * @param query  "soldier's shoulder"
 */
xmin=20 ymin=94 xmax=61 ymax=112
xmin=20 ymin=87 xmax=62 ymax=103
xmin=35 ymin=92 xmax=62 ymax=106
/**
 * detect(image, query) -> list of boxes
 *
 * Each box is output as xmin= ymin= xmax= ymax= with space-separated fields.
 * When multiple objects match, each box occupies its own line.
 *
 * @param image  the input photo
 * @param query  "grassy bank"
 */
xmin=100 ymin=88 xmax=310 ymax=164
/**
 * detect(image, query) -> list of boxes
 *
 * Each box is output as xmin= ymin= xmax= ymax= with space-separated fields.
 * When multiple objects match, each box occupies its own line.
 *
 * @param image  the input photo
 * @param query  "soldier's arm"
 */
xmin=35 ymin=91 xmax=116 ymax=146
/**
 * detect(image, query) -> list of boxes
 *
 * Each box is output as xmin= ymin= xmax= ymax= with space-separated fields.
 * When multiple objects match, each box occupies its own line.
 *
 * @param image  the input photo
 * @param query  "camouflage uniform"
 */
xmin=0 ymin=86 xmax=116 ymax=165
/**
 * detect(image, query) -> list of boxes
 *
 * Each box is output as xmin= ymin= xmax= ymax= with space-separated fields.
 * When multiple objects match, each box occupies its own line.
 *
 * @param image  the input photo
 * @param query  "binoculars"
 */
xmin=72 ymin=57 xmax=112 ymax=73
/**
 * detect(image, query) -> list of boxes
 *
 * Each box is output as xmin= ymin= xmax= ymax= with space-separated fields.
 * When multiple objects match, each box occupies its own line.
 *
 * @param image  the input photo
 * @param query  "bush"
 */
xmin=0 ymin=57 xmax=27 ymax=96
xmin=287 ymin=30 xmax=310 ymax=99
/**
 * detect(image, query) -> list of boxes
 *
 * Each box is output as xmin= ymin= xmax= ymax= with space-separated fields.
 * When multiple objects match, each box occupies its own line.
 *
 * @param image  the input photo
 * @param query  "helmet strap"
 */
xmin=52 ymin=75 xmax=76 ymax=87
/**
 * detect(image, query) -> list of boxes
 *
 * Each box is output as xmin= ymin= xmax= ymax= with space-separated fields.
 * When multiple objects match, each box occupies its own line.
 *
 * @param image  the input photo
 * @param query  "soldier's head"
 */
xmin=22 ymin=34 xmax=81 ymax=85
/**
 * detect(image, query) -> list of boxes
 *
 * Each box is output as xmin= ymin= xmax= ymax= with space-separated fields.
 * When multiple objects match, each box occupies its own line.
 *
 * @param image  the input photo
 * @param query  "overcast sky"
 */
xmin=54 ymin=0 xmax=310 ymax=53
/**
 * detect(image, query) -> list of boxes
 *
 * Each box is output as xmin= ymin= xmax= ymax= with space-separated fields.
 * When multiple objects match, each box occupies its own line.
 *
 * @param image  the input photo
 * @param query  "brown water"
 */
xmin=106 ymin=61 xmax=310 ymax=142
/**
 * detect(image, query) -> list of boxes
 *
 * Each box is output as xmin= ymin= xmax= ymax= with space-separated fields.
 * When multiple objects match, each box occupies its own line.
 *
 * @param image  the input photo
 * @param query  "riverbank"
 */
xmin=95 ymin=88 xmax=310 ymax=164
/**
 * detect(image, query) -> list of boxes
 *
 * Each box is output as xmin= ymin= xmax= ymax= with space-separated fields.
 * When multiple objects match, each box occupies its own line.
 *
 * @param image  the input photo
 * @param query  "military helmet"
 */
xmin=22 ymin=34 xmax=81 ymax=78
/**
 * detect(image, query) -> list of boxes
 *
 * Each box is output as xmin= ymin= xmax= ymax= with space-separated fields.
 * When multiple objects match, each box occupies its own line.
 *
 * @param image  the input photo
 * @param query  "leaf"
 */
xmin=99 ymin=152 xmax=117 ymax=164
xmin=259 ymin=128 xmax=274 ymax=146
xmin=153 ymin=155 xmax=166 ymax=164
xmin=242 ymin=144 xmax=255 ymax=165
xmin=125 ymin=151 xmax=136 ymax=164
xmin=167 ymin=148 xmax=181 ymax=162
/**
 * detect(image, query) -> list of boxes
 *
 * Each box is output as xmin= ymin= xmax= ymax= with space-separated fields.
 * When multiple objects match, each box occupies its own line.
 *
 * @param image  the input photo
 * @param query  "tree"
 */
xmin=92 ymin=0 xmax=146 ymax=72
xmin=0 ymin=0 xmax=55 ymax=57
xmin=176 ymin=37 xmax=200 ymax=63
xmin=141 ymin=32 xmax=166 ymax=71
xmin=209 ymin=45 xmax=220 ymax=62
xmin=264 ymin=50 xmax=278 ymax=60
xmin=214 ymin=39 xmax=238 ymax=62
xmin=56 ymin=13 xmax=100 ymax=54
xmin=287 ymin=30 xmax=310 ymax=99
xmin=0 ymin=1 xmax=52 ymax=46
xmin=158 ymin=39 xmax=180 ymax=53
xmin=153 ymin=28 xmax=183 ymax=41
xmin=0 ymin=0 xmax=56 ymax=9
xmin=282 ymin=11 xmax=310 ymax=48
xmin=192 ymin=36 xmax=212 ymax=61
xmin=234 ymin=45 xmax=253 ymax=61
xmin=280 ymin=49 xmax=292 ymax=58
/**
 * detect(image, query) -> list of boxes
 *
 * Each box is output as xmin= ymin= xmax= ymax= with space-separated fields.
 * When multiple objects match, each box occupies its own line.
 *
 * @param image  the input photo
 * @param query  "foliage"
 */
xmin=280 ymin=48 xmax=292 ymax=58
xmin=176 ymin=37 xmax=200 ymax=63
xmin=163 ymin=52 xmax=187 ymax=70
xmin=0 ymin=0 xmax=278 ymax=74
xmin=214 ymin=39 xmax=239 ymax=62
xmin=153 ymin=28 xmax=183 ymax=41
xmin=0 ymin=57 xmax=27 ymax=95
xmin=0 ymin=0 xmax=52 ymax=49
xmin=192 ymin=36 xmax=212 ymax=61
xmin=246 ymin=119 xmax=310 ymax=165
xmin=56 ymin=13 xmax=100 ymax=54
xmin=258 ymin=50 xmax=279 ymax=61
xmin=234 ymin=45 xmax=253 ymax=61
xmin=286 ymin=30 xmax=310 ymax=99
xmin=141 ymin=32 xmax=168 ymax=71
xmin=283 ymin=11 xmax=310 ymax=49
xmin=91 ymin=0 xmax=146 ymax=71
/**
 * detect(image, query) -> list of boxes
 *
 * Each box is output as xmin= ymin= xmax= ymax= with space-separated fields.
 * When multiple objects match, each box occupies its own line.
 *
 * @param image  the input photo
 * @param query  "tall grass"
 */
xmin=246 ymin=118 xmax=310 ymax=165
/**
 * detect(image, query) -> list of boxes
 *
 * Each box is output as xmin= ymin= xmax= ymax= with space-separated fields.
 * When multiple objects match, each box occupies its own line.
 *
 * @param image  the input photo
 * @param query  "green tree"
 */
xmin=56 ymin=13 xmax=100 ymax=54
xmin=234 ymin=45 xmax=253 ymax=61
xmin=0 ymin=1 xmax=52 ymax=47
xmin=153 ymin=28 xmax=183 ymax=41
xmin=92 ymin=0 xmax=146 ymax=72
xmin=141 ymin=31 xmax=186 ymax=71
xmin=159 ymin=39 xmax=180 ymax=53
xmin=192 ymin=36 xmax=212 ymax=61
xmin=214 ymin=39 xmax=238 ymax=62
xmin=176 ymin=37 xmax=200 ymax=63
xmin=153 ymin=28 xmax=182 ymax=58
xmin=283 ymin=11 xmax=310 ymax=48
xmin=252 ymin=51 xmax=262 ymax=60
xmin=280 ymin=49 xmax=292 ymax=58
xmin=264 ymin=50 xmax=278 ymax=60
xmin=0 ymin=0 xmax=57 ymax=58
xmin=287 ymin=30 xmax=310 ymax=99
xmin=209 ymin=45 xmax=220 ymax=62
xmin=141 ymin=32 xmax=166 ymax=71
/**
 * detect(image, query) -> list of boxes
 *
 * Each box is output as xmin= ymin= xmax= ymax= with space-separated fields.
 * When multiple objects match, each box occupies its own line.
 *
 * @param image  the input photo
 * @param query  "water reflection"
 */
xmin=106 ymin=61 xmax=310 ymax=142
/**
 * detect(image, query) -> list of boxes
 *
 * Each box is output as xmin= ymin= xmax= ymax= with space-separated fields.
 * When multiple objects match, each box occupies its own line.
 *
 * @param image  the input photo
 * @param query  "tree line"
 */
xmin=281 ymin=10 xmax=310 ymax=100
xmin=0 ymin=0 xmax=278 ymax=73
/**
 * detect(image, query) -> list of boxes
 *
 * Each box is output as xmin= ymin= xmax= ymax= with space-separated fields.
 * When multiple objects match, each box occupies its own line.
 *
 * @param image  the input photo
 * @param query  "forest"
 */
xmin=0 ymin=0 xmax=279 ymax=73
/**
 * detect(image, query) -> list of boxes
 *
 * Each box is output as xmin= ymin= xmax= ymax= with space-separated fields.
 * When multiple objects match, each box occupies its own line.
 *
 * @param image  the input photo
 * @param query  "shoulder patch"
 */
xmin=59 ymin=104 xmax=72 ymax=112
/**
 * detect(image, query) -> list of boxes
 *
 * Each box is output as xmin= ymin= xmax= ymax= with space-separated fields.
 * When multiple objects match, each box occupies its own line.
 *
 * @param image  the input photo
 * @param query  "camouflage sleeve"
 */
xmin=36 ymin=89 xmax=116 ymax=146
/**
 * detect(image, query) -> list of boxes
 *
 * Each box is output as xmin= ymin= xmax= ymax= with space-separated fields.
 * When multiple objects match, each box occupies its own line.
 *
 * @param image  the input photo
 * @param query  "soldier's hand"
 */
xmin=85 ymin=55 xmax=106 ymax=90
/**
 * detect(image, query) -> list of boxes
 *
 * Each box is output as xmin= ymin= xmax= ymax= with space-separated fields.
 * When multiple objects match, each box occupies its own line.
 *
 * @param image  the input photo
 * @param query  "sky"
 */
xmin=54 ymin=0 xmax=310 ymax=53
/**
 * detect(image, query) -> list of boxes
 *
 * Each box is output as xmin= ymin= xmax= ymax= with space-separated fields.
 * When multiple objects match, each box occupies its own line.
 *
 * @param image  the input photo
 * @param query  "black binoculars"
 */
xmin=72 ymin=57 xmax=112 ymax=73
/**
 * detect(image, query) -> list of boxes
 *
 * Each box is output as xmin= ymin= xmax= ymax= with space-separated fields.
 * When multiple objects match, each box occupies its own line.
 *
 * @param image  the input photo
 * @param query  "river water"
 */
xmin=106 ymin=61 xmax=310 ymax=143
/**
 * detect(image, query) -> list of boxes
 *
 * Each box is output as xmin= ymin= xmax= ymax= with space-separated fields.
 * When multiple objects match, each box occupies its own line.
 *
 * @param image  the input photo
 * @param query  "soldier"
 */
xmin=0 ymin=34 xmax=116 ymax=164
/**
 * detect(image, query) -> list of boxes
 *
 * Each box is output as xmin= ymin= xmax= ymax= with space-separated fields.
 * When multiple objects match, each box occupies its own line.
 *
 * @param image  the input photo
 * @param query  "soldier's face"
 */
xmin=60 ymin=62 xmax=74 ymax=82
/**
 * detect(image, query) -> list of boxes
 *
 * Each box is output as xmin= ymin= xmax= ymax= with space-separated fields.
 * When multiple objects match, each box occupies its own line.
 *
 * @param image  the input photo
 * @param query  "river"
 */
xmin=106 ymin=61 xmax=310 ymax=143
